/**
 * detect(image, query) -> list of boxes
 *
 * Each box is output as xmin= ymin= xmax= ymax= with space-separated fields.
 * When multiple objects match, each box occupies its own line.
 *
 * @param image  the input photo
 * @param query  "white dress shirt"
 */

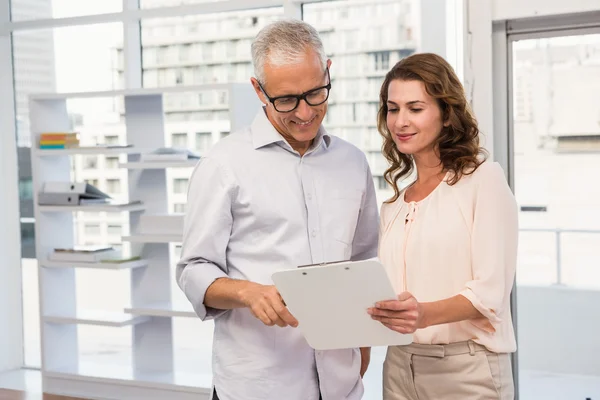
xmin=176 ymin=109 xmax=379 ymax=400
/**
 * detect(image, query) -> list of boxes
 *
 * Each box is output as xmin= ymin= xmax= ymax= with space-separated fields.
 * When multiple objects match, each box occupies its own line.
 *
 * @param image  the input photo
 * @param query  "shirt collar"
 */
xmin=251 ymin=107 xmax=331 ymax=151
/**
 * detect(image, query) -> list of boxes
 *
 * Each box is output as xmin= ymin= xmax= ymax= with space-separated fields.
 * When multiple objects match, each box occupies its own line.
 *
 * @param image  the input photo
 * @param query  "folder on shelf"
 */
xmin=43 ymin=182 xmax=109 ymax=196
xmin=38 ymin=181 xmax=111 ymax=206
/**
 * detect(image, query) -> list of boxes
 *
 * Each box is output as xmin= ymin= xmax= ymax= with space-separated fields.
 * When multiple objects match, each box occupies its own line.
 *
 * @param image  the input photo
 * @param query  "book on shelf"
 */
xmin=140 ymin=147 xmax=201 ymax=162
xmin=48 ymin=245 xmax=119 ymax=263
xmin=38 ymin=132 xmax=79 ymax=149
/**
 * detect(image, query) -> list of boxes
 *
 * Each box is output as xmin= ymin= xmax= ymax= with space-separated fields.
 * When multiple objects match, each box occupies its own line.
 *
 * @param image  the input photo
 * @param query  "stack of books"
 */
xmin=39 ymin=132 xmax=80 ymax=149
xmin=49 ymin=245 xmax=119 ymax=263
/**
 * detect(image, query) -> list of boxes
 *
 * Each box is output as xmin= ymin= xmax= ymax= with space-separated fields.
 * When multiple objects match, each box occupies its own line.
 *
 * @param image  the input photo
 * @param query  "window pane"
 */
xmin=140 ymin=8 xmax=282 ymax=87
xmin=195 ymin=132 xmax=213 ymax=153
xmin=139 ymin=10 xmax=286 ymax=378
xmin=12 ymin=23 xmax=124 ymax=146
xmin=22 ymin=259 xmax=41 ymax=367
xmin=303 ymin=0 xmax=418 ymax=207
xmin=10 ymin=0 xmax=122 ymax=21
xmin=512 ymin=33 xmax=600 ymax=399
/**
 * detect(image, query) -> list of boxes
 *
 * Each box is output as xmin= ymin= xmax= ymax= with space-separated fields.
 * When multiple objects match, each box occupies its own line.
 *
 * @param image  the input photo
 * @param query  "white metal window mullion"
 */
xmin=123 ymin=0 xmax=142 ymax=89
xmin=2 ymin=1 xmax=289 ymax=34
xmin=0 ymin=0 xmax=25 ymax=371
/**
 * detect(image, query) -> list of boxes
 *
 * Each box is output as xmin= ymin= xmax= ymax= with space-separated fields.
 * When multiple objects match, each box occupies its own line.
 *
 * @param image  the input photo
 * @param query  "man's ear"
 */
xmin=327 ymin=58 xmax=332 ymax=69
xmin=250 ymin=77 xmax=268 ymax=105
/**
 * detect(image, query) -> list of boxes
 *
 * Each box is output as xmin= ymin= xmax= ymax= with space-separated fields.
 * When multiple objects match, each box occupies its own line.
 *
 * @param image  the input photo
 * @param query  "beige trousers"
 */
xmin=383 ymin=341 xmax=514 ymax=400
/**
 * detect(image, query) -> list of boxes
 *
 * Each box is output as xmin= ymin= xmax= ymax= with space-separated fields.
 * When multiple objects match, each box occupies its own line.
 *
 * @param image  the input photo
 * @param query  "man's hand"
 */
xmin=238 ymin=283 xmax=299 ymax=328
xmin=359 ymin=347 xmax=371 ymax=377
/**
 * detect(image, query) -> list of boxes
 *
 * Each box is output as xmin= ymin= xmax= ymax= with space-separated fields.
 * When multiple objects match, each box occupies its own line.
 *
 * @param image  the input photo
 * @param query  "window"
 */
xmin=173 ymin=178 xmax=189 ymax=194
xmin=12 ymin=23 xmax=123 ymax=146
xmin=141 ymin=8 xmax=284 ymax=89
xmin=86 ymin=179 xmax=99 ymax=188
xmin=372 ymin=51 xmax=390 ymax=71
xmin=172 ymin=133 xmax=188 ymax=148
xmin=83 ymin=156 xmax=98 ymax=169
xmin=196 ymin=132 xmax=212 ymax=153
xmin=105 ymin=156 xmax=120 ymax=169
xmin=173 ymin=203 xmax=186 ymax=213
xmin=220 ymin=131 xmax=230 ymax=140
xmin=11 ymin=0 xmax=122 ymax=21
xmin=105 ymin=135 xmax=119 ymax=145
xmin=18 ymin=179 xmax=33 ymax=200
xmin=106 ymin=179 xmax=121 ymax=194
xmin=107 ymin=224 xmax=122 ymax=236
xmin=84 ymin=224 xmax=101 ymax=235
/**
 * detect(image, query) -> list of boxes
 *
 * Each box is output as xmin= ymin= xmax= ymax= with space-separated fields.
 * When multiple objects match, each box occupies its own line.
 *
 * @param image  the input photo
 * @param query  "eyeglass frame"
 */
xmin=256 ymin=68 xmax=332 ymax=113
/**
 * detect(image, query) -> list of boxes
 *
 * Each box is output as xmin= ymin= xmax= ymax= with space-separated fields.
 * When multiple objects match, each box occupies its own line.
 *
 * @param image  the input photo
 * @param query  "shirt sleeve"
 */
xmin=350 ymin=155 xmax=380 ymax=261
xmin=176 ymin=157 xmax=235 ymax=321
xmin=459 ymin=162 xmax=518 ymax=332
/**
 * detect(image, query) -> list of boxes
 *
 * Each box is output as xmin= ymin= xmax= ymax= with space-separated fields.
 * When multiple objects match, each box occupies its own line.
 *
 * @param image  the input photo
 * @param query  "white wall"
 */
xmin=0 ymin=0 xmax=24 ymax=372
xmin=517 ymin=286 xmax=600 ymax=376
xmin=493 ymin=0 xmax=600 ymax=21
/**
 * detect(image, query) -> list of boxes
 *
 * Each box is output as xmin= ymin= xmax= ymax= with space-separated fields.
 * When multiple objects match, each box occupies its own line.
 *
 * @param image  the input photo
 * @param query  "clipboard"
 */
xmin=271 ymin=259 xmax=413 ymax=350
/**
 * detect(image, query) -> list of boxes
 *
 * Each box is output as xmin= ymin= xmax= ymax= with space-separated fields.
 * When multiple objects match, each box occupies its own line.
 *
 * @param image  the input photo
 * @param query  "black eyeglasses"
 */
xmin=257 ymin=68 xmax=331 ymax=113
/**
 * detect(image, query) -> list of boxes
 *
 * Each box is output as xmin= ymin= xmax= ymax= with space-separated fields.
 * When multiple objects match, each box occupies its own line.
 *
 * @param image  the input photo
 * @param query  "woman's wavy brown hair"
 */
xmin=377 ymin=52 xmax=487 ymax=203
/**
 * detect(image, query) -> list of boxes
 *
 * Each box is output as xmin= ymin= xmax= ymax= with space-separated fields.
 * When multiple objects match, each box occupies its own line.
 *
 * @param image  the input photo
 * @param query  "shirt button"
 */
xmin=306 ymin=193 xmax=312 ymax=200
xmin=311 ymin=229 xmax=317 ymax=237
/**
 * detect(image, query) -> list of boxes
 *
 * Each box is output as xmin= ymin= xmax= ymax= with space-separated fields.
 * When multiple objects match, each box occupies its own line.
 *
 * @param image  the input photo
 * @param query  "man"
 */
xmin=176 ymin=19 xmax=379 ymax=400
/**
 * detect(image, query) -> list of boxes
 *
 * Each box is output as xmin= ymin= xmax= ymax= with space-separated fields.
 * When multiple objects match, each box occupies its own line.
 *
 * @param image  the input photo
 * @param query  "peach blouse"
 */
xmin=378 ymin=162 xmax=518 ymax=353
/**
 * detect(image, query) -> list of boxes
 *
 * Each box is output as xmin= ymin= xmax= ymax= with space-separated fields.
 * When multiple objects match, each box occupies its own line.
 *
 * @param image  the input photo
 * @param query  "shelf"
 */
xmin=38 ymin=203 xmax=146 ymax=213
xmin=44 ymin=362 xmax=212 ymax=393
xmin=34 ymin=147 xmax=143 ymax=156
xmin=41 ymin=259 xmax=148 ymax=270
xmin=124 ymin=302 xmax=196 ymax=318
xmin=119 ymin=160 xmax=199 ymax=169
xmin=122 ymin=233 xmax=181 ymax=243
xmin=44 ymin=310 xmax=150 ymax=327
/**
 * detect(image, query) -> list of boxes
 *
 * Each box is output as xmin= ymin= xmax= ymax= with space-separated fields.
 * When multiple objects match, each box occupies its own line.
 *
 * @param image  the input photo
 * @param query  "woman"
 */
xmin=368 ymin=53 xmax=518 ymax=400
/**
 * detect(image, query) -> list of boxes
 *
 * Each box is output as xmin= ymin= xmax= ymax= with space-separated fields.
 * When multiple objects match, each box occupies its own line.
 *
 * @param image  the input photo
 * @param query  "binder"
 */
xmin=38 ymin=181 xmax=111 ymax=205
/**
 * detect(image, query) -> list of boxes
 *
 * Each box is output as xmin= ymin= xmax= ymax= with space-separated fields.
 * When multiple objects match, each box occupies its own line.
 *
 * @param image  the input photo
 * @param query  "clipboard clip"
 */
xmin=297 ymin=259 xmax=350 ymax=268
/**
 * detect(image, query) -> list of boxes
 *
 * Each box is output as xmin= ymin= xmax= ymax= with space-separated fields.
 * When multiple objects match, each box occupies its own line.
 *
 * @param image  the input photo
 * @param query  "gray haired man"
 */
xmin=177 ymin=19 xmax=379 ymax=400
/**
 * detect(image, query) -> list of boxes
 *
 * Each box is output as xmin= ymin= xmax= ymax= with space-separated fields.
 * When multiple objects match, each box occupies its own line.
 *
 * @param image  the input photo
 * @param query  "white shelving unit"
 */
xmin=122 ymin=233 xmax=182 ymax=243
xmin=38 ymin=203 xmax=146 ymax=213
xmin=30 ymin=83 xmax=261 ymax=400
xmin=44 ymin=310 xmax=150 ymax=327
xmin=124 ymin=302 xmax=196 ymax=318
xmin=119 ymin=160 xmax=200 ymax=169
xmin=35 ymin=146 xmax=144 ymax=157
xmin=41 ymin=259 xmax=148 ymax=270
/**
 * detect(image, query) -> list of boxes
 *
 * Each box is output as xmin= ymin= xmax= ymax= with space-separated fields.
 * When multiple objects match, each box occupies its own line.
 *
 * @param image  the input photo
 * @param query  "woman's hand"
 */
xmin=368 ymin=291 xmax=426 ymax=334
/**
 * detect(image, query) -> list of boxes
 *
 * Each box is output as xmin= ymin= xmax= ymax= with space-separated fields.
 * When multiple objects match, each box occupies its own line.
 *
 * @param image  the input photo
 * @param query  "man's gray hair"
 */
xmin=251 ymin=19 xmax=327 ymax=84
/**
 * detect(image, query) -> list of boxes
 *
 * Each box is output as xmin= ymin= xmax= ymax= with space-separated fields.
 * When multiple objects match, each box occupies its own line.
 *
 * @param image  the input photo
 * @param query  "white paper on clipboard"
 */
xmin=271 ymin=259 xmax=413 ymax=350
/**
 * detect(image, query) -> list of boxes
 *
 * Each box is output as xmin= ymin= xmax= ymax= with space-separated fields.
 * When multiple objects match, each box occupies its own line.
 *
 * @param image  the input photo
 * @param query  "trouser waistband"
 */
xmin=397 ymin=340 xmax=488 ymax=358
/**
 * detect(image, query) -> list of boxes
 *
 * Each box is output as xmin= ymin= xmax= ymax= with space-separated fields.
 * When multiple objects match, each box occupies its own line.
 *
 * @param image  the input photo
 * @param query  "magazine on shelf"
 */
xmin=140 ymin=147 xmax=201 ymax=162
xmin=49 ymin=245 xmax=119 ymax=263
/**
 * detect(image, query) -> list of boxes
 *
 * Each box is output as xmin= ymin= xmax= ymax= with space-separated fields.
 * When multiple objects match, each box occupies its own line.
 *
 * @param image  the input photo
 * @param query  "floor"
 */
xmin=1 ymin=367 xmax=599 ymax=400
xmin=0 ymin=389 xmax=84 ymax=400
